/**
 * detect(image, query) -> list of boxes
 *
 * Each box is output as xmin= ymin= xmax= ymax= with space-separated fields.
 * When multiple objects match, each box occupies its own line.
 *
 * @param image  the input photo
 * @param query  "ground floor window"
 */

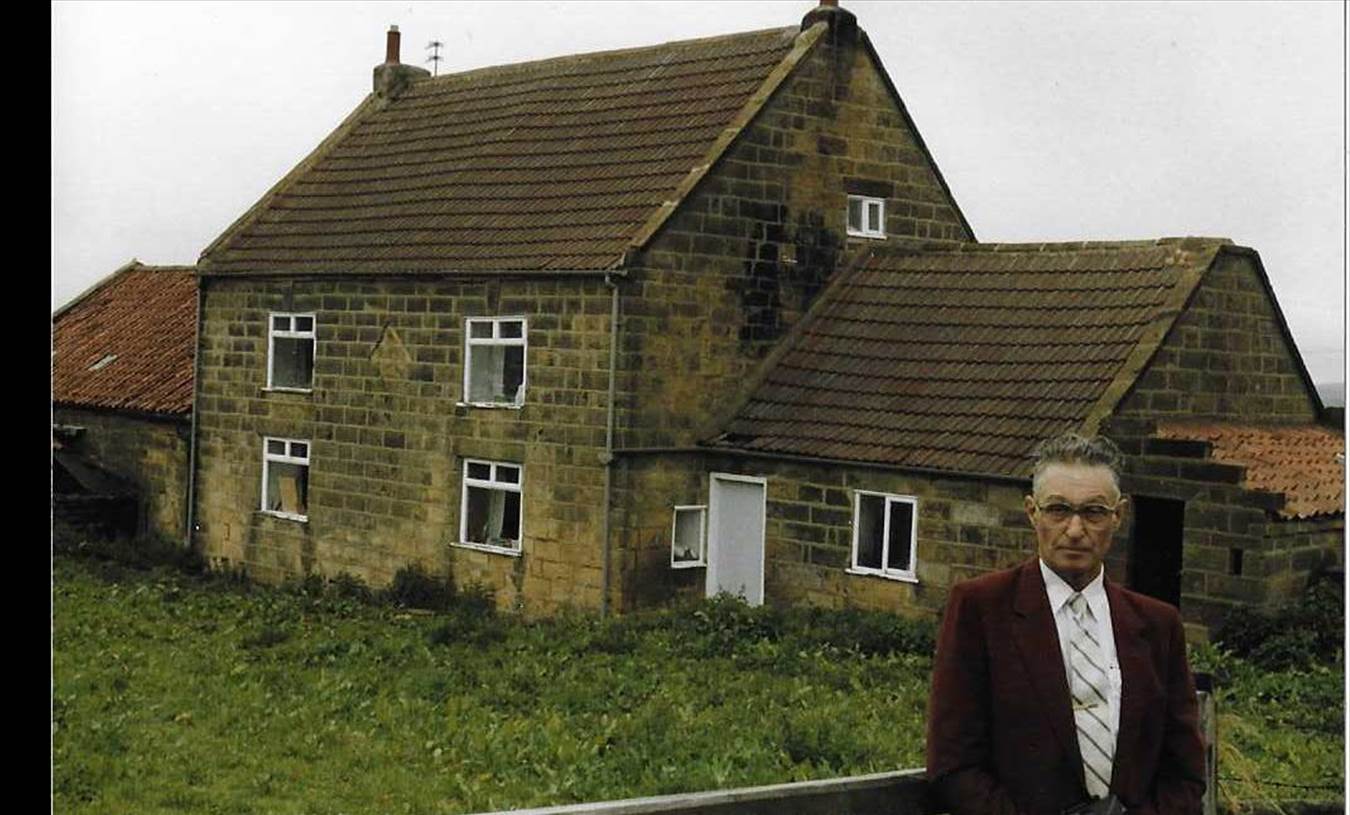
xmin=460 ymin=459 xmax=522 ymax=553
xmin=262 ymin=437 xmax=309 ymax=521
xmin=850 ymin=490 xmax=917 ymax=581
xmin=671 ymin=505 xmax=707 ymax=568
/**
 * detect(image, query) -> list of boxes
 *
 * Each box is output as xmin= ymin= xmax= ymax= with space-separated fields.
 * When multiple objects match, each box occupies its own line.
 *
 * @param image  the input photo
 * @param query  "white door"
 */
xmin=706 ymin=473 xmax=766 ymax=605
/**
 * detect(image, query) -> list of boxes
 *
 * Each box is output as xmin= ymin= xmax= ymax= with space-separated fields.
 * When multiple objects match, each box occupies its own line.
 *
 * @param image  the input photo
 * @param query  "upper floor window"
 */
xmin=849 ymin=490 xmax=917 ymax=581
xmin=459 ymin=459 xmax=523 ymax=554
xmin=464 ymin=317 xmax=526 ymax=407
xmin=847 ymin=195 xmax=886 ymax=239
xmin=268 ymin=313 xmax=315 ymax=391
xmin=261 ymin=437 xmax=309 ymax=521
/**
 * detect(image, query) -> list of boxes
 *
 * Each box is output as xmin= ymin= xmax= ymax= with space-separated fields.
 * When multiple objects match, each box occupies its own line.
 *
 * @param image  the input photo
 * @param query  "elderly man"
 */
xmin=926 ymin=433 xmax=1205 ymax=815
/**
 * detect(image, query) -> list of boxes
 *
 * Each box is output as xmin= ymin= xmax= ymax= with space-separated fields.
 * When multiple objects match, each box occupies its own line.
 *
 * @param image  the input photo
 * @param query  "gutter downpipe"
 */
xmin=600 ymin=270 xmax=621 ymax=618
xmin=183 ymin=275 xmax=204 ymax=549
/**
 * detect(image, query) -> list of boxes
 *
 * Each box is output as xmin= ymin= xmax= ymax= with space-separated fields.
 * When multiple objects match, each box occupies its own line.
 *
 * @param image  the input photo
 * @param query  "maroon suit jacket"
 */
xmin=925 ymin=559 xmax=1205 ymax=815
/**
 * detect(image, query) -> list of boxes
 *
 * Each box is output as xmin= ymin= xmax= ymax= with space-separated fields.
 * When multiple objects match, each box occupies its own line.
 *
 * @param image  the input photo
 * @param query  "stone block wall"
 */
xmin=193 ymin=275 xmax=615 ymax=613
xmin=1112 ymin=428 xmax=1343 ymax=633
xmin=1115 ymin=251 xmax=1319 ymax=422
xmin=614 ymin=452 xmax=1041 ymax=620
xmin=618 ymin=28 xmax=970 ymax=450
xmin=53 ymin=406 xmax=190 ymax=541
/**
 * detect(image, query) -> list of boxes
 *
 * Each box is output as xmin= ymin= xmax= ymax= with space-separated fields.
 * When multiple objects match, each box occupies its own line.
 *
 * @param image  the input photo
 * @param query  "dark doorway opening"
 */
xmin=1128 ymin=496 xmax=1185 ymax=608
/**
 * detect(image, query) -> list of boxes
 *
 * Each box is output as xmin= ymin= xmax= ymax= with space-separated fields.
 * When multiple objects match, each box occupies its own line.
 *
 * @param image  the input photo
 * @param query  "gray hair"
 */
xmin=1030 ymin=432 xmax=1124 ymax=497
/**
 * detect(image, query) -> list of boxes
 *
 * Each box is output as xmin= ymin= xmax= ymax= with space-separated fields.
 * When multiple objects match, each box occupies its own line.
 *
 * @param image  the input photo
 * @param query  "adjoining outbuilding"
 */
xmin=52 ymin=261 xmax=198 ymax=542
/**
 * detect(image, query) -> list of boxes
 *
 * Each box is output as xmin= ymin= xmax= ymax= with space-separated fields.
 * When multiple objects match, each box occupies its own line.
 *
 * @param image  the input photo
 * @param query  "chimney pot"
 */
xmin=385 ymin=25 xmax=401 ymax=65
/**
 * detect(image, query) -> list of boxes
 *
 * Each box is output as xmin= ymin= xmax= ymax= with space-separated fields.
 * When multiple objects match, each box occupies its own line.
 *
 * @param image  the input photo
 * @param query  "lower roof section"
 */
xmin=708 ymin=238 xmax=1228 ymax=477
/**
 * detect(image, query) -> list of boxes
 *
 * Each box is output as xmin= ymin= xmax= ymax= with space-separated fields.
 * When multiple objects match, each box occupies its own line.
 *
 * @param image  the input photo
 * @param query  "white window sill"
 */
xmin=671 ymin=560 xmax=706 ymax=570
xmin=262 ymin=386 xmax=314 ymax=395
xmin=456 ymin=401 xmax=524 ymax=410
xmin=258 ymin=510 xmax=308 ymax=524
xmin=845 ymin=567 xmax=918 ymax=584
xmin=845 ymin=230 xmax=887 ymax=240
xmin=452 ymin=540 xmax=522 ymax=557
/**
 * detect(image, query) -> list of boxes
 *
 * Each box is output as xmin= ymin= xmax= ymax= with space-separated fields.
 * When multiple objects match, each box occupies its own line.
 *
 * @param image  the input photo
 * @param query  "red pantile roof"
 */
xmin=202 ymin=25 xmax=814 ymax=275
xmin=52 ymin=262 xmax=197 ymax=415
xmin=711 ymin=238 xmax=1226 ymax=477
xmin=1156 ymin=422 xmax=1345 ymax=519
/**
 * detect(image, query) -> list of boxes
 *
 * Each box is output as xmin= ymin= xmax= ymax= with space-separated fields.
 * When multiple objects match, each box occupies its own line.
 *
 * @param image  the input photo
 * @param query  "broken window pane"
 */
xmin=266 ymin=460 xmax=308 ymax=517
xmin=672 ymin=507 xmax=705 ymax=564
xmin=272 ymin=335 xmax=314 ymax=389
xmin=856 ymin=494 xmax=885 ymax=570
xmin=468 ymin=344 xmax=525 ymax=404
xmin=886 ymin=499 xmax=913 ymax=572
xmin=465 ymin=484 xmax=521 ymax=548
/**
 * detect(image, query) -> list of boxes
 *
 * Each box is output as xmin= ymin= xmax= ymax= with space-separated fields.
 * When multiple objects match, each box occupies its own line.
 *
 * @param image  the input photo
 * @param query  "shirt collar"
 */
xmin=1039 ymin=558 xmax=1108 ymax=620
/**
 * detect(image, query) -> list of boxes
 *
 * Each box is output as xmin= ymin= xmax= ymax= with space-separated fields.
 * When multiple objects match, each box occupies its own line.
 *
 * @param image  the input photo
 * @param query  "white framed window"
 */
xmin=846 ymin=195 xmax=886 ymax=238
xmin=463 ymin=317 xmax=526 ymax=406
xmin=261 ymin=437 xmax=310 ymax=521
xmin=268 ymin=313 xmax=315 ymax=391
xmin=670 ymin=505 xmax=707 ymax=568
xmin=848 ymin=490 xmax=917 ymax=582
xmin=458 ymin=459 xmax=523 ymax=554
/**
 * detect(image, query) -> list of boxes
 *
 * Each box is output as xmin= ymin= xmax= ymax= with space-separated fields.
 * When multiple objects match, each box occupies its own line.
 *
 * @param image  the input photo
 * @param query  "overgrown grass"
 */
xmin=51 ymin=546 xmax=1343 ymax=814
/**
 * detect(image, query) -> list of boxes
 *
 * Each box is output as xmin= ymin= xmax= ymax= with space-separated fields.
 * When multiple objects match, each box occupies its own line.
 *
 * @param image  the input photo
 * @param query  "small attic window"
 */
xmin=88 ymin=354 xmax=118 ymax=372
xmin=847 ymin=195 xmax=885 ymax=239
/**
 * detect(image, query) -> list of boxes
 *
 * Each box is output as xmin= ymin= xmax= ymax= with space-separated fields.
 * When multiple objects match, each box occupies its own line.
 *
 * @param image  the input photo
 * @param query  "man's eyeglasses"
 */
xmin=1033 ymin=501 xmax=1119 ymax=528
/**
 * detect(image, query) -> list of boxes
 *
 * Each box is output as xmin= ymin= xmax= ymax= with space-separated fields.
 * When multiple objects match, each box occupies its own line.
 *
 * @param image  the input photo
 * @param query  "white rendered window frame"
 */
xmin=260 ymin=436 xmax=311 ymax=522
xmin=267 ymin=312 xmax=316 ymax=392
xmin=670 ymin=505 xmax=708 ymax=569
xmin=457 ymin=458 xmax=524 ymax=556
xmin=462 ymin=316 xmax=528 ymax=408
xmin=846 ymin=195 xmax=886 ymax=239
xmin=847 ymin=489 xmax=919 ymax=583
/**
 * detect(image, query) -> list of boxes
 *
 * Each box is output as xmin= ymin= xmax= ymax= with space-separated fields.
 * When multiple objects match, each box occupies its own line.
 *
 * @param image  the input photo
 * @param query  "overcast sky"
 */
xmin=51 ymin=1 xmax=1345 ymax=385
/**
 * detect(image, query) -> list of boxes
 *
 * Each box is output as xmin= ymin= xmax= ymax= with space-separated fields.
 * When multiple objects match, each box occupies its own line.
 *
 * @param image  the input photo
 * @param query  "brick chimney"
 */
xmin=801 ymin=0 xmax=859 ymax=44
xmin=373 ymin=24 xmax=430 ymax=100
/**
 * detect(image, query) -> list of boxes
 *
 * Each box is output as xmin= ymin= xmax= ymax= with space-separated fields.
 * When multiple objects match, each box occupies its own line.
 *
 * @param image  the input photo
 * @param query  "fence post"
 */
xmin=1195 ymin=671 xmax=1217 ymax=815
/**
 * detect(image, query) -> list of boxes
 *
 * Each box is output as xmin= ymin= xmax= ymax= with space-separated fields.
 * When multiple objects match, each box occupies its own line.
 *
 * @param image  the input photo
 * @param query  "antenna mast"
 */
xmin=425 ymin=40 xmax=444 ymax=76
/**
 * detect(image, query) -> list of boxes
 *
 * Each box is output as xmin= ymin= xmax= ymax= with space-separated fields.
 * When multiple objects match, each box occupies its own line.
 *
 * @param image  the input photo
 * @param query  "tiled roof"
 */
xmin=52 ymin=262 xmax=197 ymax=415
xmin=202 ymin=26 xmax=807 ymax=275
xmin=1156 ymin=422 xmax=1345 ymax=519
xmin=711 ymin=238 xmax=1226 ymax=477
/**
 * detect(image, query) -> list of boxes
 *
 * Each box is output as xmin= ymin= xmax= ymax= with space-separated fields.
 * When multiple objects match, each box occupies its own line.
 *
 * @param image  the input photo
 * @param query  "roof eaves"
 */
xmin=625 ymin=23 xmax=827 ymax=256
xmin=53 ymin=259 xmax=142 ymax=320
xmin=1082 ymin=239 xmax=1226 ymax=436
xmin=198 ymin=91 xmax=385 ymax=269
xmin=1218 ymin=244 xmax=1326 ymax=416
xmin=197 ymin=266 xmax=626 ymax=280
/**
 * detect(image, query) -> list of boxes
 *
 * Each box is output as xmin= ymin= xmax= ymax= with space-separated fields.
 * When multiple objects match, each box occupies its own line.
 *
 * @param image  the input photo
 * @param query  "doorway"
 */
xmin=1128 ymin=495 xmax=1185 ymax=608
xmin=706 ymin=473 xmax=766 ymax=606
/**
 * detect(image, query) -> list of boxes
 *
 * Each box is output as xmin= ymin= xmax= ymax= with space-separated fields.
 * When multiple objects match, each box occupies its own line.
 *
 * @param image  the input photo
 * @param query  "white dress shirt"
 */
xmin=1039 ymin=559 xmax=1122 ymax=757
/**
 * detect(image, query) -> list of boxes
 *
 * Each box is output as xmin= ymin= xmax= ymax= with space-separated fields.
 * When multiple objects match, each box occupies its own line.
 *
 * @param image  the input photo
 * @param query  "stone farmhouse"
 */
xmin=132 ymin=0 xmax=1338 ymax=636
xmin=53 ymin=261 xmax=197 ymax=541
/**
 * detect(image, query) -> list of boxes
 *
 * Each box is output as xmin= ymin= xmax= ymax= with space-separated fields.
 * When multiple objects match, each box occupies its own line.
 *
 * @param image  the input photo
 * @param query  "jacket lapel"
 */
xmin=1105 ymin=580 xmax=1152 ymax=792
xmin=1010 ymin=560 xmax=1081 ymax=768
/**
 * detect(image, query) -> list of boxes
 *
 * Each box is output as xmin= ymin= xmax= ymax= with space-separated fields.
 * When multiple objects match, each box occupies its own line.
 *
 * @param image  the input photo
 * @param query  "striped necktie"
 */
xmin=1067 ymin=591 xmax=1114 ymax=798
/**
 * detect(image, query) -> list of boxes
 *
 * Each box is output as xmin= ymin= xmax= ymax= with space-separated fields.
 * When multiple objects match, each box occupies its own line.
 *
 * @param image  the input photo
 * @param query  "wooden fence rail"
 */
xmin=471 ymin=683 xmax=1216 ymax=815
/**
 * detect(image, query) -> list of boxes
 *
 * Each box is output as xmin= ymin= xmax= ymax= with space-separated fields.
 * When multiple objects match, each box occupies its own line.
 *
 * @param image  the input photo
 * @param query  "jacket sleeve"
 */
xmin=925 ymin=582 xmax=1026 ymax=815
xmin=1131 ymin=609 xmax=1207 ymax=815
